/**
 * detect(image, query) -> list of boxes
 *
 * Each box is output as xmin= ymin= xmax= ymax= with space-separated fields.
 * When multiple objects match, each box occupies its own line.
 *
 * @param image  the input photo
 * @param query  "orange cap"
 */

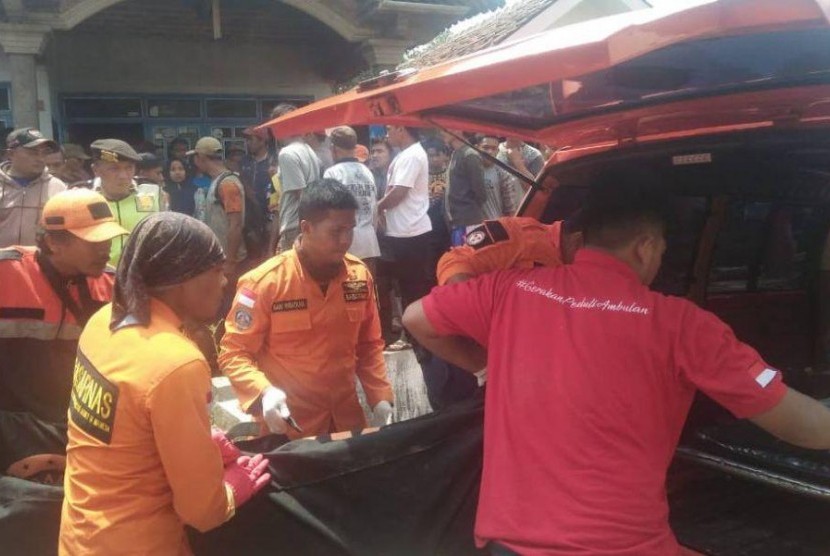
xmin=41 ymin=189 xmax=129 ymax=242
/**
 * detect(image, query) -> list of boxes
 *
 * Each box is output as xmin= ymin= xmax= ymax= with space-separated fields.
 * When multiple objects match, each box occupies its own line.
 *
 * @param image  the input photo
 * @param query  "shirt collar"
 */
xmin=149 ymin=297 xmax=184 ymax=330
xmin=574 ymin=248 xmax=642 ymax=283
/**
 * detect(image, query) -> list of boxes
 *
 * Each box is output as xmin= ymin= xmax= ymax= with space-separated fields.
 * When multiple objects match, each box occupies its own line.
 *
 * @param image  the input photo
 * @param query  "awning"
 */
xmin=260 ymin=0 xmax=830 ymax=142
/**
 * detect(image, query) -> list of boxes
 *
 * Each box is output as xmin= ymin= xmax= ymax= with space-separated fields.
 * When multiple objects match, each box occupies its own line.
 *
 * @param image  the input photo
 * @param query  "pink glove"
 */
xmin=223 ymin=453 xmax=271 ymax=508
xmin=211 ymin=427 xmax=241 ymax=466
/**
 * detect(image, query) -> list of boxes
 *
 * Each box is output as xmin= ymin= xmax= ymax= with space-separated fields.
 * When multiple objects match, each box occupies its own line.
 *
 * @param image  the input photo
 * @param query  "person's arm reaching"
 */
xmin=435 ymin=218 xmax=563 ymax=285
xmin=679 ymin=302 xmax=830 ymax=450
xmin=218 ymin=279 xmax=274 ymax=412
xmin=750 ymin=388 xmax=830 ymax=449
xmin=403 ymin=272 xmax=502 ymax=374
xmin=403 ymin=300 xmax=487 ymax=373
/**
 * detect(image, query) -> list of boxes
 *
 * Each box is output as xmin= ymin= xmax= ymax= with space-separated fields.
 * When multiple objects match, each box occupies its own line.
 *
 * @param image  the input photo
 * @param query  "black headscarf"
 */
xmin=111 ymin=212 xmax=225 ymax=330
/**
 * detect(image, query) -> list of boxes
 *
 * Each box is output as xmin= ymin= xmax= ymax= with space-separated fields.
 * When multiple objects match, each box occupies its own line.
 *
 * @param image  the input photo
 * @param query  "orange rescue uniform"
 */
xmin=0 ymin=246 xmax=113 ymax=422
xmin=219 ymin=249 xmax=393 ymax=438
xmin=60 ymin=300 xmax=233 ymax=556
xmin=436 ymin=217 xmax=564 ymax=285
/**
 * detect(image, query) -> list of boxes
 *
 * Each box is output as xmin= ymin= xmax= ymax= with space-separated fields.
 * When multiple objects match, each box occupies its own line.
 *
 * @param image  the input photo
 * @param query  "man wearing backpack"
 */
xmin=189 ymin=137 xmax=245 ymax=281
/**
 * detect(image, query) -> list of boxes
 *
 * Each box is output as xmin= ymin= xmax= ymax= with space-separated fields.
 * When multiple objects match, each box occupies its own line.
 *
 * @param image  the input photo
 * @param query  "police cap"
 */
xmin=90 ymin=139 xmax=142 ymax=163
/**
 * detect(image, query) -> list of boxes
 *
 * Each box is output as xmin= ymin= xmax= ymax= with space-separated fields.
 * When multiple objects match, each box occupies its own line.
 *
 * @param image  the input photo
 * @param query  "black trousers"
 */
xmin=385 ymin=231 xmax=436 ymax=311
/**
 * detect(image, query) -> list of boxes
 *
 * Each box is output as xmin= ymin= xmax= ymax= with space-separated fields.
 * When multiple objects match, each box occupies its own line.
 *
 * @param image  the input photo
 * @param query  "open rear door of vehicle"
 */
xmin=260 ymin=0 xmax=830 ymax=146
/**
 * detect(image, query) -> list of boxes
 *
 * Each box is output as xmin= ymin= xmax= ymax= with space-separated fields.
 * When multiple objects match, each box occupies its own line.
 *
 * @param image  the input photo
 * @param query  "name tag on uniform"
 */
xmin=272 ymin=299 xmax=308 ymax=312
xmin=135 ymin=193 xmax=155 ymax=212
xmin=343 ymin=280 xmax=369 ymax=302
xmin=69 ymin=350 xmax=119 ymax=445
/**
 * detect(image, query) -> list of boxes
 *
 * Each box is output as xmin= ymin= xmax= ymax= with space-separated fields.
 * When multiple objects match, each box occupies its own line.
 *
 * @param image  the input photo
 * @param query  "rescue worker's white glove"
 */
xmin=474 ymin=368 xmax=488 ymax=387
xmin=261 ymin=386 xmax=291 ymax=435
xmin=370 ymin=400 xmax=394 ymax=428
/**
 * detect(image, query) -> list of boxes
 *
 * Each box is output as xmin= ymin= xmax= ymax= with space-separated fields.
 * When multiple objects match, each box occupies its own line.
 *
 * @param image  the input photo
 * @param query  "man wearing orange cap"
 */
xmin=0 ymin=188 xmax=128 ymax=423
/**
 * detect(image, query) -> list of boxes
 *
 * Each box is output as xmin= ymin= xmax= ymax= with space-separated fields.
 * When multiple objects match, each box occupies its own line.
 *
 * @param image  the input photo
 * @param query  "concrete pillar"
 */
xmin=36 ymin=65 xmax=54 ymax=138
xmin=0 ymin=24 xmax=50 ymax=130
xmin=8 ymin=54 xmax=37 ymax=128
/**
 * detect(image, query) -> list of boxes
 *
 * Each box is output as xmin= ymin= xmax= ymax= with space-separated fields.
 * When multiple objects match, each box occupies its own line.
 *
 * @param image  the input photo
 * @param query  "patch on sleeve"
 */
xmin=0 ymin=249 xmax=23 ymax=261
xmin=236 ymin=287 xmax=257 ymax=308
xmin=69 ymin=350 xmax=119 ymax=444
xmin=754 ymin=367 xmax=778 ymax=388
xmin=134 ymin=193 xmax=156 ymax=212
xmin=466 ymin=220 xmax=509 ymax=250
xmin=272 ymin=299 xmax=308 ymax=312
xmin=343 ymin=280 xmax=369 ymax=302
xmin=233 ymin=308 xmax=253 ymax=330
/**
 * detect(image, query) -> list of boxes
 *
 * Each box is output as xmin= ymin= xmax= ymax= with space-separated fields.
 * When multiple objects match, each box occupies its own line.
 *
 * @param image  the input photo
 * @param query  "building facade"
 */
xmin=0 ymin=0 xmax=500 ymax=150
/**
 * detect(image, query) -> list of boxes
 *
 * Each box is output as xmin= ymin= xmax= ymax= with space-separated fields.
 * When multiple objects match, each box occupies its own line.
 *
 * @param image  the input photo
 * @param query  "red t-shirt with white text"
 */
xmin=422 ymin=249 xmax=787 ymax=555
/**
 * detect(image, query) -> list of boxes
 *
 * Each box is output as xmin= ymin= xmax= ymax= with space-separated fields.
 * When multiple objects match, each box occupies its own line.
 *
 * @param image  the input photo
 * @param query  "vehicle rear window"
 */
xmin=435 ymin=28 xmax=830 ymax=130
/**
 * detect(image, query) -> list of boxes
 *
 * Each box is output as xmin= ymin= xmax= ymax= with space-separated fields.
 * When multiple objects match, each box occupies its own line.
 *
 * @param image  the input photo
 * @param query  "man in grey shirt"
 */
xmin=477 ymin=134 xmax=520 ymax=219
xmin=498 ymin=137 xmax=544 ymax=179
xmin=271 ymin=103 xmax=322 ymax=252
xmin=441 ymin=130 xmax=486 ymax=246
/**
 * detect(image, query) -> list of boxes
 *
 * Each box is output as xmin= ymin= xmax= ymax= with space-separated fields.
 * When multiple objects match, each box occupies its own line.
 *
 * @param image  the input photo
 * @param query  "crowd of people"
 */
xmin=0 ymin=110 xmax=553 ymax=553
xmin=6 ymin=103 xmax=830 ymax=556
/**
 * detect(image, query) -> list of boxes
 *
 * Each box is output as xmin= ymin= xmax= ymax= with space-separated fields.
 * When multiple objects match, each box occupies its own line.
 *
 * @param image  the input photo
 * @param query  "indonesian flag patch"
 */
xmin=237 ymin=288 xmax=257 ymax=308
xmin=754 ymin=367 xmax=778 ymax=388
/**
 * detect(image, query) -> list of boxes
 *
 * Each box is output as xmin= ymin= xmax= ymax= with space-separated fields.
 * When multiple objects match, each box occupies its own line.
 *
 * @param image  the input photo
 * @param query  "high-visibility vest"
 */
xmin=0 ymin=246 xmax=113 ymax=422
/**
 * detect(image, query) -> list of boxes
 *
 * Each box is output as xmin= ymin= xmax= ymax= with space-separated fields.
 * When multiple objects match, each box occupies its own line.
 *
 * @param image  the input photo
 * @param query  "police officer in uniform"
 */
xmin=71 ymin=139 xmax=162 ymax=266
xmin=0 ymin=189 xmax=128 ymax=423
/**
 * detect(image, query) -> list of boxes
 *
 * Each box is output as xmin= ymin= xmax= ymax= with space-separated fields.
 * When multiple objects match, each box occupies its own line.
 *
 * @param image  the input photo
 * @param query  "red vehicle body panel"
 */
xmin=260 ymin=0 xmax=830 ymax=154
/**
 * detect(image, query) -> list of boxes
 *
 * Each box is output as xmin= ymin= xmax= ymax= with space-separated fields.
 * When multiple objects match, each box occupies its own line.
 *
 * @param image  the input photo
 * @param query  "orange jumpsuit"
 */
xmin=436 ymin=217 xmax=564 ymax=285
xmin=60 ymin=300 xmax=233 ymax=556
xmin=219 ymin=250 xmax=393 ymax=439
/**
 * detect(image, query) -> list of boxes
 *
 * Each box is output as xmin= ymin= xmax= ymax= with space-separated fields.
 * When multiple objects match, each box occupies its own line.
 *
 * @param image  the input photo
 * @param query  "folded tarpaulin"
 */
xmin=0 ymin=476 xmax=64 ymax=555
xmin=189 ymin=396 xmax=486 ymax=556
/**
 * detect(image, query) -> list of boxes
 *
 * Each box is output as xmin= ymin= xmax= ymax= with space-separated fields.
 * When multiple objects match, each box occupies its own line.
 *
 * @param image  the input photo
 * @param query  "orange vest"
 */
xmin=219 ymin=249 xmax=392 ymax=438
xmin=0 ymin=246 xmax=113 ymax=422
xmin=436 ymin=218 xmax=563 ymax=285
xmin=60 ymin=300 xmax=232 ymax=556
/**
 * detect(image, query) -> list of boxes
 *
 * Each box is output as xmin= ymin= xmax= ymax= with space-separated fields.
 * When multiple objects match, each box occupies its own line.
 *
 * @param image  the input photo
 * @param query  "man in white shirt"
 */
xmin=324 ymin=126 xmax=380 ymax=274
xmin=377 ymin=126 xmax=434 ymax=315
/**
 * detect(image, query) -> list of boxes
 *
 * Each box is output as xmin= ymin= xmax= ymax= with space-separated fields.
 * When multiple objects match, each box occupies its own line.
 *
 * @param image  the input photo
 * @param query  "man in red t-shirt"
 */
xmin=404 ymin=176 xmax=830 ymax=556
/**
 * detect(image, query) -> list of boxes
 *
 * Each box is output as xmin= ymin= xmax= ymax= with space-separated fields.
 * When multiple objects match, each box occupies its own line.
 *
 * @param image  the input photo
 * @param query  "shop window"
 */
xmin=65 ymin=98 xmax=142 ymax=119
xmin=205 ymin=99 xmax=257 ymax=119
xmin=261 ymin=98 xmax=311 ymax=119
xmin=0 ymin=87 xmax=9 ymax=111
xmin=147 ymin=99 xmax=201 ymax=119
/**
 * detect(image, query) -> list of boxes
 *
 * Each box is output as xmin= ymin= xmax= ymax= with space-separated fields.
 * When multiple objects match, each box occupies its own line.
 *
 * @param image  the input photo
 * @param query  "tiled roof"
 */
xmin=400 ymin=0 xmax=557 ymax=69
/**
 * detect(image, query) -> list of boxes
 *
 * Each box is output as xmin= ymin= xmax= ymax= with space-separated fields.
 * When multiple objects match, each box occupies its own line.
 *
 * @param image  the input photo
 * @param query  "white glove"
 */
xmin=261 ymin=386 xmax=290 ymax=435
xmin=369 ymin=400 xmax=394 ymax=428
xmin=474 ymin=368 xmax=488 ymax=386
